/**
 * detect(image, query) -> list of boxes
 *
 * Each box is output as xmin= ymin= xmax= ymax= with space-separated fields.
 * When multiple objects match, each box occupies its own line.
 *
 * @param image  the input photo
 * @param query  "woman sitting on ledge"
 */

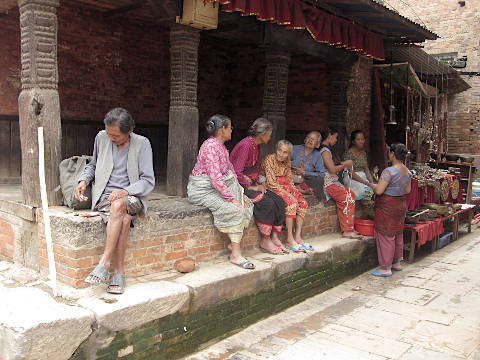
xmin=260 ymin=140 xmax=311 ymax=253
xmin=187 ymin=114 xmax=255 ymax=270
xmin=343 ymin=129 xmax=374 ymax=200
xmin=230 ymin=118 xmax=287 ymax=255
xmin=320 ymin=127 xmax=372 ymax=239
xmin=371 ymin=143 xmax=411 ymax=277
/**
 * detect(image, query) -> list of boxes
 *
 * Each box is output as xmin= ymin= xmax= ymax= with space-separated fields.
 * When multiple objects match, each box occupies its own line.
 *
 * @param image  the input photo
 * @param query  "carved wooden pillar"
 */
xmin=18 ymin=0 xmax=62 ymax=206
xmin=167 ymin=24 xmax=200 ymax=197
xmin=262 ymin=49 xmax=291 ymax=155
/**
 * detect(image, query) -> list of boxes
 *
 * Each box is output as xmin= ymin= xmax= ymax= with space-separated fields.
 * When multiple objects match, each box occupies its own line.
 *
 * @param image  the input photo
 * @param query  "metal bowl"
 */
xmin=446 ymin=154 xmax=459 ymax=162
xmin=460 ymin=156 xmax=474 ymax=163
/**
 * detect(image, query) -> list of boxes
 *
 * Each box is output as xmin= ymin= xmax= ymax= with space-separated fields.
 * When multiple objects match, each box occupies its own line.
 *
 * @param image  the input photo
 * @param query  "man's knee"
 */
xmin=111 ymin=199 xmax=126 ymax=215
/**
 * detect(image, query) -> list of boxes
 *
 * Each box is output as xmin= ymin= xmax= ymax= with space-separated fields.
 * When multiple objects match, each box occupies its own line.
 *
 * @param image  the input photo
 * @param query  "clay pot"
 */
xmin=174 ymin=258 xmax=195 ymax=273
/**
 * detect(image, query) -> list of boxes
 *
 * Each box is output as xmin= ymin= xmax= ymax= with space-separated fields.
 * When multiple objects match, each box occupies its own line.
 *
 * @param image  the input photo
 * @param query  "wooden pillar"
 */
xmin=166 ymin=24 xmax=200 ymax=197
xmin=262 ymin=49 xmax=291 ymax=155
xmin=18 ymin=0 xmax=62 ymax=206
xmin=328 ymin=67 xmax=352 ymax=158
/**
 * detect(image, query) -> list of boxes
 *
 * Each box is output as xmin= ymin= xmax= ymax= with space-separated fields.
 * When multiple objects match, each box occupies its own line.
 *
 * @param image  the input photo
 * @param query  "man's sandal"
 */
xmin=85 ymin=264 xmax=109 ymax=285
xmin=107 ymin=274 xmax=126 ymax=294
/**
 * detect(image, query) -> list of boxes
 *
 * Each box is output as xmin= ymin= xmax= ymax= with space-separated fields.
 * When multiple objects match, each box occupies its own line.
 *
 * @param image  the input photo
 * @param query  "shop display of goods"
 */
xmin=433 ymin=181 xmax=441 ymax=201
xmin=440 ymin=180 xmax=449 ymax=201
xmin=451 ymin=178 xmax=460 ymax=199
xmin=452 ymin=203 xmax=462 ymax=211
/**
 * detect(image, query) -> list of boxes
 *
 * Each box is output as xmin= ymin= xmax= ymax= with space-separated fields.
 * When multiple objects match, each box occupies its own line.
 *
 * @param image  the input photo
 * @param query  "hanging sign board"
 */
xmin=177 ymin=0 xmax=219 ymax=30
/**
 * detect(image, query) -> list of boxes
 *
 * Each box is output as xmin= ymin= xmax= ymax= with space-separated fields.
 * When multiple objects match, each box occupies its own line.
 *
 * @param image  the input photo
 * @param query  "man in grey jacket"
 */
xmin=74 ymin=107 xmax=155 ymax=294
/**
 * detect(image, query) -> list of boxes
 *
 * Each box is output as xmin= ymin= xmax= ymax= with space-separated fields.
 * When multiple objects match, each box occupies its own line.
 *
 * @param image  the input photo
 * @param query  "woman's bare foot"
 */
xmin=294 ymin=233 xmax=304 ymax=245
xmin=342 ymin=231 xmax=362 ymax=239
xmin=259 ymin=237 xmax=283 ymax=255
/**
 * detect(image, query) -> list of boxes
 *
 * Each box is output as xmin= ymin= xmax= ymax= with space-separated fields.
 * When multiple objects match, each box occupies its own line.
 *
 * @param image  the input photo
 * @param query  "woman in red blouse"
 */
xmin=230 ymin=118 xmax=287 ymax=255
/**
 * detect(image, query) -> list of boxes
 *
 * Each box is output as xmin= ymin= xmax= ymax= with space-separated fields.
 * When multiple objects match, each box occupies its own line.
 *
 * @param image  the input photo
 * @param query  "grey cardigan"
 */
xmin=80 ymin=130 xmax=154 ymax=212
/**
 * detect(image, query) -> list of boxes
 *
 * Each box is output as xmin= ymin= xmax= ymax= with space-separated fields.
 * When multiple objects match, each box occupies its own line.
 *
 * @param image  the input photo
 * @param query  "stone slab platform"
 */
xmin=0 ymin=190 xmax=339 ymax=288
xmin=0 ymin=233 xmax=377 ymax=360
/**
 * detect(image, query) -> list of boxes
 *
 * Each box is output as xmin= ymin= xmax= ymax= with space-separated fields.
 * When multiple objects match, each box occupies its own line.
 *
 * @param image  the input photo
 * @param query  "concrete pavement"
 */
xmin=185 ymin=230 xmax=480 ymax=360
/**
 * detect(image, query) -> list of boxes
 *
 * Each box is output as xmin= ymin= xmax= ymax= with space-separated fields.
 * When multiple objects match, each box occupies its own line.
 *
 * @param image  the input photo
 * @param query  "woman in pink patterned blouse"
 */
xmin=188 ymin=114 xmax=255 ymax=270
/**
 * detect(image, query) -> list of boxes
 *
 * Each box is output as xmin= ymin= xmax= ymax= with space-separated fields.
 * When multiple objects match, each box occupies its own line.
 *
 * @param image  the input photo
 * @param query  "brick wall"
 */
xmin=0 ymin=219 xmax=14 ymax=261
xmin=0 ymin=8 xmax=20 ymax=116
xmin=286 ymin=55 xmax=329 ymax=131
xmin=37 ymin=200 xmax=339 ymax=289
xmin=386 ymin=0 xmax=480 ymax=154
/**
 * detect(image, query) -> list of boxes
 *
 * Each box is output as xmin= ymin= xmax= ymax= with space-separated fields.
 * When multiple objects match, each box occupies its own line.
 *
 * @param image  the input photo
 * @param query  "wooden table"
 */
xmin=403 ymin=204 xmax=475 ymax=262
xmin=403 ymin=221 xmax=440 ymax=263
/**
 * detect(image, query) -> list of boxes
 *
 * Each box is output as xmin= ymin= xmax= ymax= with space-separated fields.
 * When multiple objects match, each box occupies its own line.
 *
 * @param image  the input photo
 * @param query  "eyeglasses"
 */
xmin=305 ymin=136 xmax=317 ymax=141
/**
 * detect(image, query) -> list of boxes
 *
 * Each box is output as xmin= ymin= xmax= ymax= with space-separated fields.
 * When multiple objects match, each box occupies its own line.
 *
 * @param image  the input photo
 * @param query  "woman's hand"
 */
xmin=342 ymin=160 xmax=353 ymax=173
xmin=293 ymin=166 xmax=306 ymax=176
xmin=249 ymin=184 xmax=266 ymax=193
xmin=243 ymin=195 xmax=252 ymax=207
xmin=232 ymin=199 xmax=246 ymax=214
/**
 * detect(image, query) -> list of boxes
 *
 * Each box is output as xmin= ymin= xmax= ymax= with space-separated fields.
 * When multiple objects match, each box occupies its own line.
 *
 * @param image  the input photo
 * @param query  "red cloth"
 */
xmin=374 ymin=194 xmax=407 ymax=236
xmin=404 ymin=218 xmax=444 ymax=248
xmin=326 ymin=184 xmax=355 ymax=233
xmin=275 ymin=176 xmax=308 ymax=219
xmin=406 ymin=177 xmax=463 ymax=210
xmin=230 ymin=136 xmax=260 ymax=188
xmin=214 ymin=0 xmax=384 ymax=60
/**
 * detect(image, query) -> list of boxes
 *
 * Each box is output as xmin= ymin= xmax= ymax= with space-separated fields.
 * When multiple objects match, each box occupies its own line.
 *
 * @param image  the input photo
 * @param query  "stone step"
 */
xmin=0 ymin=233 xmax=377 ymax=360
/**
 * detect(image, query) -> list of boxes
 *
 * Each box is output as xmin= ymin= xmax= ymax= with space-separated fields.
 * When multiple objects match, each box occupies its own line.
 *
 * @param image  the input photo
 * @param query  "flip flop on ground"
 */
xmin=370 ymin=269 xmax=392 ymax=277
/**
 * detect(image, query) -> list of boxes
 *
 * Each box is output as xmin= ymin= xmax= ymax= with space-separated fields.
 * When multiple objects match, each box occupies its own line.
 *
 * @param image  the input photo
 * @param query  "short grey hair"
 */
xmin=248 ymin=117 xmax=272 ymax=136
xmin=306 ymin=131 xmax=322 ymax=143
xmin=103 ymin=107 xmax=135 ymax=134
xmin=276 ymin=139 xmax=293 ymax=152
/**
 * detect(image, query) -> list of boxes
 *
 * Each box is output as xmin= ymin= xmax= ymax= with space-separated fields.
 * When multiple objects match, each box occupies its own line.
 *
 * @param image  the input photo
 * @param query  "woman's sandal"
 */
xmin=285 ymin=245 xmax=306 ymax=253
xmin=299 ymin=243 xmax=314 ymax=251
xmin=84 ymin=264 xmax=109 ymax=285
xmin=107 ymin=274 xmax=126 ymax=294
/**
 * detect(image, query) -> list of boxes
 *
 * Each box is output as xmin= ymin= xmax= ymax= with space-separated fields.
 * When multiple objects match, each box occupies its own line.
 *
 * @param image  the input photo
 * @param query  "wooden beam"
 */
xmin=146 ymin=0 xmax=179 ymax=21
xmin=103 ymin=2 xmax=144 ymax=18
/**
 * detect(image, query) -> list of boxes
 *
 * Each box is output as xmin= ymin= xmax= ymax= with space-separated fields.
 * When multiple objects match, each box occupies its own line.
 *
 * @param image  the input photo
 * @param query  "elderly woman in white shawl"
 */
xmin=188 ymin=114 xmax=254 ymax=269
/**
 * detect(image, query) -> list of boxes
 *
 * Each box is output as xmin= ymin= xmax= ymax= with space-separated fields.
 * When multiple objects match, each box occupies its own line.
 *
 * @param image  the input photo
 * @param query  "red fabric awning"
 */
xmin=208 ymin=0 xmax=384 ymax=60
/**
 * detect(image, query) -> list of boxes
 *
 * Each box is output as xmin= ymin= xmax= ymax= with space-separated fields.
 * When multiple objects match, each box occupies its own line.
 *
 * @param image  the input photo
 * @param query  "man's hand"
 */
xmin=107 ymin=189 xmax=129 ymax=203
xmin=74 ymin=181 xmax=88 ymax=201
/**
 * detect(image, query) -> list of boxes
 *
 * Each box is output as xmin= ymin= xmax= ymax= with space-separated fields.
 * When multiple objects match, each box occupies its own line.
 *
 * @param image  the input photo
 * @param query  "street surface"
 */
xmin=186 ymin=229 xmax=480 ymax=360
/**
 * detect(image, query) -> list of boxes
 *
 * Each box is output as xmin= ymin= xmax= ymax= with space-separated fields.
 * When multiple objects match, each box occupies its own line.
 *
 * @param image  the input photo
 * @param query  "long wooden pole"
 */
xmin=38 ymin=127 xmax=57 ymax=296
